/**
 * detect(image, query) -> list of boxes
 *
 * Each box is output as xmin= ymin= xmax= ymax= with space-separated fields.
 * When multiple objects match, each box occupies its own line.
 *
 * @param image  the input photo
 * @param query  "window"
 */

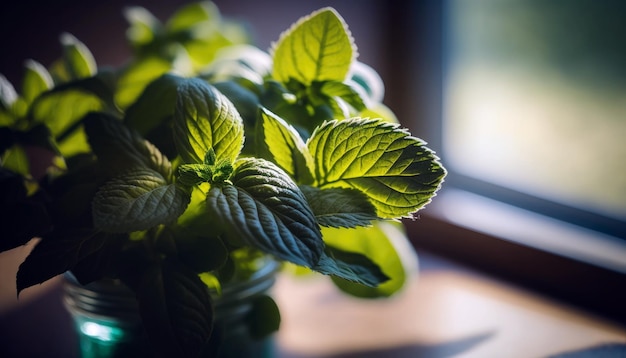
xmin=424 ymin=0 xmax=626 ymax=274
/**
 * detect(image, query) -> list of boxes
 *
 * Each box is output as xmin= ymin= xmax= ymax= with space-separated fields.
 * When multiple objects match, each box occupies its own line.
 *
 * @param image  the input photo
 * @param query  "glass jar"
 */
xmin=63 ymin=258 xmax=280 ymax=358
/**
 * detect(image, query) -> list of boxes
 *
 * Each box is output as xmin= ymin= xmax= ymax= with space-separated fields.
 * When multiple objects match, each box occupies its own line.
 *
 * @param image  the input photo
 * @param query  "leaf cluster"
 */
xmin=0 ymin=3 xmax=445 ymax=357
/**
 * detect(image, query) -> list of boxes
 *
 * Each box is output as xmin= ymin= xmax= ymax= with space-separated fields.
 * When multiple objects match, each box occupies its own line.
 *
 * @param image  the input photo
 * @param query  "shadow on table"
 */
xmin=282 ymin=331 xmax=494 ymax=358
xmin=549 ymin=343 xmax=626 ymax=358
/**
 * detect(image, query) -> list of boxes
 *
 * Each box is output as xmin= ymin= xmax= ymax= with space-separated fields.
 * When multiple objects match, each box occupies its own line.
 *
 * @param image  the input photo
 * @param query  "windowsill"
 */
xmin=406 ymin=188 xmax=626 ymax=326
xmin=428 ymin=188 xmax=626 ymax=274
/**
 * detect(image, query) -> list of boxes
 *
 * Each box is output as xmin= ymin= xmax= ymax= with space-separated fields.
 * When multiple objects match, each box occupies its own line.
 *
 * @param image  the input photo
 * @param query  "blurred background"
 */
xmin=1 ymin=0 xmax=625 ymax=356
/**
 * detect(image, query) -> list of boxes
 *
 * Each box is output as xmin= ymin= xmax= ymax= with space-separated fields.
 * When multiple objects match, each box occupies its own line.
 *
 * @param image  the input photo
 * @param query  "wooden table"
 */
xmin=1 ymin=247 xmax=625 ymax=357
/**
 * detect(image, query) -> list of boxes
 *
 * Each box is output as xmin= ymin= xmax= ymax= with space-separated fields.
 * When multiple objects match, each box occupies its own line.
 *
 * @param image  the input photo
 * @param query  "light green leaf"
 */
xmin=115 ymin=56 xmax=173 ymax=110
xmin=299 ymin=185 xmax=377 ymax=228
xmin=325 ymin=222 xmax=417 ymax=298
xmin=1 ymin=145 xmax=29 ymax=177
xmin=92 ymin=168 xmax=190 ymax=233
xmin=60 ymin=33 xmax=97 ymax=80
xmin=257 ymin=107 xmax=314 ymax=184
xmin=30 ymin=89 xmax=103 ymax=138
xmin=359 ymin=102 xmax=398 ymax=124
xmin=21 ymin=60 xmax=53 ymax=105
xmin=57 ymin=127 xmax=90 ymax=157
xmin=173 ymin=78 xmax=244 ymax=164
xmin=206 ymin=158 xmax=323 ymax=267
xmin=166 ymin=1 xmax=219 ymax=33
xmin=317 ymin=80 xmax=366 ymax=112
xmin=308 ymin=118 xmax=446 ymax=218
xmin=313 ymin=246 xmax=389 ymax=288
xmin=272 ymin=7 xmax=356 ymax=85
xmin=123 ymin=6 xmax=161 ymax=47
xmin=84 ymin=112 xmax=172 ymax=177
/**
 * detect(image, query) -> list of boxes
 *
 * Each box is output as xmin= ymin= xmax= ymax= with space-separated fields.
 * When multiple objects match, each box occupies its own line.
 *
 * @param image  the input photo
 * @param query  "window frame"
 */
xmin=389 ymin=0 xmax=626 ymax=326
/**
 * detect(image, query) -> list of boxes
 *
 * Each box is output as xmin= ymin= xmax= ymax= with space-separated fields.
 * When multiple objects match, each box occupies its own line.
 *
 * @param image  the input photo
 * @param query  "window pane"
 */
xmin=444 ymin=0 xmax=626 ymax=221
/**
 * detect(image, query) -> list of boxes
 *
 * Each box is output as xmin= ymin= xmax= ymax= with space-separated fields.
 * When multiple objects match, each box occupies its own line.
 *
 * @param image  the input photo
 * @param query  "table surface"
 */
xmin=1 ymin=247 xmax=625 ymax=358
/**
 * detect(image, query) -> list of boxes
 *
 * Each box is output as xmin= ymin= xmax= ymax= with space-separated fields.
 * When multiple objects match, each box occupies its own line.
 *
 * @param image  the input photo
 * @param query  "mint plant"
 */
xmin=0 ymin=3 xmax=445 ymax=357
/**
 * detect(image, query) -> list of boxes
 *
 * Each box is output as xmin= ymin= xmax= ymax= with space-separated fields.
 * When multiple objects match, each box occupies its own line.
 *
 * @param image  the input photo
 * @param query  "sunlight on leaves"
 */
xmin=272 ymin=7 xmax=356 ymax=85
xmin=308 ymin=118 xmax=446 ymax=218
xmin=257 ymin=107 xmax=314 ymax=184
xmin=173 ymin=78 xmax=244 ymax=164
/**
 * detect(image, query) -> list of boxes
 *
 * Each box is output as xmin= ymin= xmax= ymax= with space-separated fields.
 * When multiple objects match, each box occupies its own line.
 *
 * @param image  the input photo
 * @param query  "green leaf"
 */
xmin=166 ymin=1 xmax=219 ymax=33
xmin=205 ymin=44 xmax=272 ymax=85
xmin=92 ymin=168 xmax=190 ymax=233
xmin=43 ymin=71 xmax=117 ymax=112
xmin=16 ymin=229 xmax=109 ymax=294
xmin=325 ymin=222 xmax=416 ymax=298
xmin=135 ymin=259 xmax=213 ymax=358
xmin=16 ymin=124 xmax=61 ymax=156
xmin=359 ymin=102 xmax=399 ymax=124
xmin=60 ymin=33 xmax=97 ymax=80
xmin=0 ymin=74 xmax=18 ymax=111
xmin=114 ymin=56 xmax=173 ymax=110
xmin=84 ymin=112 xmax=172 ymax=177
xmin=317 ymin=80 xmax=366 ymax=112
xmin=69 ymin=234 xmax=126 ymax=285
xmin=206 ymin=158 xmax=323 ymax=267
xmin=21 ymin=60 xmax=53 ymax=105
xmin=299 ymin=185 xmax=377 ymax=228
xmin=1 ymin=145 xmax=30 ymax=177
xmin=307 ymin=118 xmax=446 ymax=218
xmin=213 ymin=80 xmax=261 ymax=128
xmin=313 ymin=245 xmax=389 ymax=288
xmin=257 ymin=107 xmax=314 ymax=184
xmin=272 ymin=7 xmax=356 ymax=85
xmin=30 ymin=89 xmax=103 ymax=139
xmin=173 ymin=78 xmax=244 ymax=164
xmin=178 ymin=164 xmax=212 ymax=187
xmin=123 ymin=6 xmax=161 ymax=47
xmin=124 ymin=73 xmax=186 ymax=135
xmin=246 ymin=295 xmax=281 ymax=339
xmin=176 ymin=234 xmax=229 ymax=273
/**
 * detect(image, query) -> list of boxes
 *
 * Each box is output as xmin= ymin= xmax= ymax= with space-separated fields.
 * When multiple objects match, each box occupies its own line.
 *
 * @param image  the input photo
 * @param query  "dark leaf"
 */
xmin=246 ymin=295 xmax=281 ymax=339
xmin=84 ymin=111 xmax=172 ymax=177
xmin=16 ymin=229 xmax=107 ymax=294
xmin=206 ymin=158 xmax=324 ymax=267
xmin=92 ymin=168 xmax=190 ymax=233
xmin=177 ymin=234 xmax=229 ymax=273
xmin=70 ymin=234 xmax=126 ymax=285
xmin=124 ymin=73 xmax=185 ymax=135
xmin=135 ymin=259 xmax=213 ymax=358
xmin=313 ymin=245 xmax=389 ymax=287
xmin=299 ymin=185 xmax=377 ymax=228
xmin=0 ymin=201 xmax=51 ymax=253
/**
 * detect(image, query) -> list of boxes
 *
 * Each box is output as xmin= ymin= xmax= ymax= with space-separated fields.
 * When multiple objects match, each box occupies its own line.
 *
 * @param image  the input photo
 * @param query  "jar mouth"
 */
xmin=63 ymin=273 xmax=140 ymax=324
xmin=216 ymin=258 xmax=281 ymax=306
xmin=63 ymin=258 xmax=281 ymax=315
